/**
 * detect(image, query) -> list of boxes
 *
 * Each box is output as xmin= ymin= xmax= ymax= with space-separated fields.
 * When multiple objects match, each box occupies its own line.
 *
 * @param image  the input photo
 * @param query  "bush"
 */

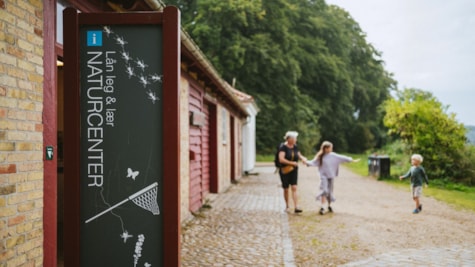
xmin=383 ymin=88 xmax=467 ymax=181
xmin=452 ymin=145 xmax=475 ymax=186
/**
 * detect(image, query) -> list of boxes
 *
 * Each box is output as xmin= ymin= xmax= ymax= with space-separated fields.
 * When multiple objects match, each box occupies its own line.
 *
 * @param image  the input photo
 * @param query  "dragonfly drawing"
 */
xmin=120 ymin=230 xmax=133 ymax=243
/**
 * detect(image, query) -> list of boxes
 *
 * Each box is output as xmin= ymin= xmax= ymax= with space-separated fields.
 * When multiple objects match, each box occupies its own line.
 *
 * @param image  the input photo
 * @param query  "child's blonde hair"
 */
xmin=411 ymin=154 xmax=423 ymax=163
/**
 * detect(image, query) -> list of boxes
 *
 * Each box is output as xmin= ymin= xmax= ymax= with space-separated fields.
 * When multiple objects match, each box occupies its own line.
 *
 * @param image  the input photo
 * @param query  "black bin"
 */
xmin=368 ymin=155 xmax=390 ymax=177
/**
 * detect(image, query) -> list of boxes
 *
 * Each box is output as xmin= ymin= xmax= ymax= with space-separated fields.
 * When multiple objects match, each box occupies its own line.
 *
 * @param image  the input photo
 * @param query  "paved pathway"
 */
xmin=341 ymin=245 xmax=475 ymax=267
xmin=181 ymin=163 xmax=475 ymax=266
xmin=181 ymin=164 xmax=295 ymax=266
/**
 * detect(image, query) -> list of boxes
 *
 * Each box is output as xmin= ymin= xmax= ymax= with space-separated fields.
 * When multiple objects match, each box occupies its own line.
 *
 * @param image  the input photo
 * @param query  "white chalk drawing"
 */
xmin=115 ymin=35 xmax=128 ymax=48
xmin=102 ymin=25 xmax=162 ymax=104
xmin=133 ymin=234 xmax=145 ymax=267
xmin=103 ymin=26 xmax=113 ymax=37
xmin=127 ymin=167 xmax=140 ymax=180
xmin=96 ymin=26 xmax=162 ymax=264
xmin=138 ymin=75 xmax=150 ymax=88
xmin=121 ymin=51 xmax=132 ymax=63
xmin=149 ymin=74 xmax=162 ymax=83
xmin=146 ymin=91 xmax=159 ymax=104
xmin=135 ymin=59 xmax=148 ymax=71
xmin=97 ymin=186 xmax=128 ymax=242
xmin=85 ymin=182 xmax=160 ymax=224
xmin=120 ymin=230 xmax=134 ymax=243
xmin=125 ymin=65 xmax=135 ymax=78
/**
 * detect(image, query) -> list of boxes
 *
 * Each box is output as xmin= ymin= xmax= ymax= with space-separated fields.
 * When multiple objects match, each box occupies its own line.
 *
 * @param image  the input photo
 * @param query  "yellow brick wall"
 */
xmin=0 ymin=0 xmax=44 ymax=266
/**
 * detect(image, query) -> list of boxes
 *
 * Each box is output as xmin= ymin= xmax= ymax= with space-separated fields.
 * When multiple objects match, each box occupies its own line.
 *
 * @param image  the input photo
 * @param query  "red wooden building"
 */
xmin=1 ymin=0 xmax=251 ymax=266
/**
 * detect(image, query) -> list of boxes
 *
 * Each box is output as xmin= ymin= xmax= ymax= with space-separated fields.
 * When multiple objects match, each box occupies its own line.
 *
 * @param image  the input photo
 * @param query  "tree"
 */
xmin=384 ymin=88 xmax=467 ymax=178
xmin=165 ymin=0 xmax=394 ymax=154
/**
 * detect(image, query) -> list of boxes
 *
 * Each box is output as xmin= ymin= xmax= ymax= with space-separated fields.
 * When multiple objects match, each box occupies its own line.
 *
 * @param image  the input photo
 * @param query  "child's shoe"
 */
xmin=418 ymin=204 xmax=422 ymax=211
xmin=413 ymin=208 xmax=420 ymax=214
xmin=328 ymin=206 xmax=333 ymax=213
xmin=319 ymin=208 xmax=325 ymax=215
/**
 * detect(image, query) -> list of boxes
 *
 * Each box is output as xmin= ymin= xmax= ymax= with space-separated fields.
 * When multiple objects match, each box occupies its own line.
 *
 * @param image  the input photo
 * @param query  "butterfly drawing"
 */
xmin=126 ymin=168 xmax=140 ymax=180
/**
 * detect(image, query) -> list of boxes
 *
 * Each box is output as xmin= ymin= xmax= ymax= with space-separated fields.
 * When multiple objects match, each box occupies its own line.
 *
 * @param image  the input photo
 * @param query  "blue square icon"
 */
xmin=87 ymin=31 xmax=103 ymax=46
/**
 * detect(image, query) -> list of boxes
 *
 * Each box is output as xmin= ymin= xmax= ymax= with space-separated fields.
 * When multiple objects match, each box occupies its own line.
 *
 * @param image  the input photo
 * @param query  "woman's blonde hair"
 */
xmin=316 ymin=141 xmax=333 ymax=166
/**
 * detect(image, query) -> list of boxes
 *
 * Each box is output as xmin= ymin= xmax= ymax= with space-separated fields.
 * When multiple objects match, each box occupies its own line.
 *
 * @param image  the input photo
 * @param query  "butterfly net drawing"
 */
xmin=86 ymin=182 xmax=160 ymax=224
xmin=131 ymin=184 xmax=160 ymax=215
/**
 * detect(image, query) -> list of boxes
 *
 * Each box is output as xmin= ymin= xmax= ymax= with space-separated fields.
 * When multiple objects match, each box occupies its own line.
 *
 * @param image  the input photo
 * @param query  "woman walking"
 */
xmin=306 ymin=141 xmax=359 ymax=215
xmin=278 ymin=131 xmax=307 ymax=213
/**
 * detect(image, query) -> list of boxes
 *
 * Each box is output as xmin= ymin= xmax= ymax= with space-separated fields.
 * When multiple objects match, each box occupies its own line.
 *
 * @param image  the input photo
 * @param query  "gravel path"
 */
xmin=180 ymin=163 xmax=475 ymax=266
xmin=290 ymin=164 xmax=475 ymax=266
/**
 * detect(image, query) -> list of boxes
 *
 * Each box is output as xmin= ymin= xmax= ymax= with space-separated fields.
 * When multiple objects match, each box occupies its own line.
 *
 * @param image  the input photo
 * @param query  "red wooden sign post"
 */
xmin=63 ymin=7 xmax=181 ymax=267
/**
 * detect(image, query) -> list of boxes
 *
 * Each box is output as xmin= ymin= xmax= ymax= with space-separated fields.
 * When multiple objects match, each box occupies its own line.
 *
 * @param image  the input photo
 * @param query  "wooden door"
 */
xmin=188 ymin=87 xmax=211 ymax=212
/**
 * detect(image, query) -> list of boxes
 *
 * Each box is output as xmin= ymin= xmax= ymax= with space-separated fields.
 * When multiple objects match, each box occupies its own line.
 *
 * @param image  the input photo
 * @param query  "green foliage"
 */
xmin=166 ymin=0 xmax=395 ymax=154
xmin=255 ymin=154 xmax=274 ymax=162
xmin=383 ymin=88 xmax=469 ymax=180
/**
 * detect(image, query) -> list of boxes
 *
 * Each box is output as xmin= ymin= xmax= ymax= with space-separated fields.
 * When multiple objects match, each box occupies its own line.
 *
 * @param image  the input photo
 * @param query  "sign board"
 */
xmin=45 ymin=146 xmax=54 ymax=160
xmin=80 ymin=24 xmax=163 ymax=267
xmin=190 ymin=111 xmax=206 ymax=127
xmin=63 ymin=7 xmax=181 ymax=267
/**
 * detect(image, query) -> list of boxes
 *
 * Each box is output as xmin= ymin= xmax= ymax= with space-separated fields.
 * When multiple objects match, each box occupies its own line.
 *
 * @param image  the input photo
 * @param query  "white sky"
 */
xmin=326 ymin=0 xmax=475 ymax=126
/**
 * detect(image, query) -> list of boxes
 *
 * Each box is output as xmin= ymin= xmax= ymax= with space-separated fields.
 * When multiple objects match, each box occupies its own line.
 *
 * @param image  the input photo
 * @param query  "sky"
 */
xmin=326 ymin=0 xmax=475 ymax=126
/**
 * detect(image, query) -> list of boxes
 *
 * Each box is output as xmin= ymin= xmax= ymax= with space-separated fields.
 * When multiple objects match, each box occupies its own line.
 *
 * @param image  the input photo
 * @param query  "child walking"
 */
xmin=399 ymin=154 xmax=429 ymax=214
xmin=306 ymin=141 xmax=359 ymax=215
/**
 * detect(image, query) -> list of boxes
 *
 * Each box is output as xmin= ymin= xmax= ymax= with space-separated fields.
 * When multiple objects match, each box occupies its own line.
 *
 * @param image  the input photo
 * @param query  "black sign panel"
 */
xmin=79 ymin=25 xmax=163 ymax=267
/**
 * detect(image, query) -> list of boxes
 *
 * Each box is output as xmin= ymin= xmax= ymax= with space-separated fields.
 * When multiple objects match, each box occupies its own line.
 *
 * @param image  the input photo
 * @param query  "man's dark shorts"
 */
xmin=279 ymin=168 xmax=298 ymax=189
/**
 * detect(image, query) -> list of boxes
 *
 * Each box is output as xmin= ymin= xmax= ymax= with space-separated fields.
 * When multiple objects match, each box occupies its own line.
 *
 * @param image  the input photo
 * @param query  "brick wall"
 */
xmin=0 ymin=0 xmax=45 ymax=266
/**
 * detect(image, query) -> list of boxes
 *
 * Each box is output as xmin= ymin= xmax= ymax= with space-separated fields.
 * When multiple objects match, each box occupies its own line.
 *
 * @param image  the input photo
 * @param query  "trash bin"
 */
xmin=368 ymin=155 xmax=390 ymax=177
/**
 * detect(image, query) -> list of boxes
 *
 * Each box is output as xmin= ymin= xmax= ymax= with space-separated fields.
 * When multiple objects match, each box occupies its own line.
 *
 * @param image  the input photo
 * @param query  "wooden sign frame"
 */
xmin=63 ymin=7 xmax=181 ymax=267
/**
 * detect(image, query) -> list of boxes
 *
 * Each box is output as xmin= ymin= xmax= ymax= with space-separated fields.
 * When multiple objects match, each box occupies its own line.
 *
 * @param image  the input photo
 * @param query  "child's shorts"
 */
xmin=411 ymin=185 xmax=422 ymax=198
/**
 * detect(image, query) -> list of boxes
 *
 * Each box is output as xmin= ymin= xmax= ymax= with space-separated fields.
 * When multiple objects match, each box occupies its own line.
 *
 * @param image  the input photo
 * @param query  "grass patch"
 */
xmin=345 ymin=152 xmax=475 ymax=213
xmin=382 ymin=178 xmax=475 ymax=212
xmin=344 ymin=153 xmax=370 ymax=176
xmin=256 ymin=154 xmax=274 ymax=162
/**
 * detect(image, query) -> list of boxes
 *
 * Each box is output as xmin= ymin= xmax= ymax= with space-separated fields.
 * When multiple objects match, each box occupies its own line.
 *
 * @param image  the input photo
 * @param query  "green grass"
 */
xmin=344 ymin=153 xmax=370 ymax=176
xmin=345 ymin=152 xmax=475 ymax=212
xmin=256 ymin=154 xmax=274 ymax=162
